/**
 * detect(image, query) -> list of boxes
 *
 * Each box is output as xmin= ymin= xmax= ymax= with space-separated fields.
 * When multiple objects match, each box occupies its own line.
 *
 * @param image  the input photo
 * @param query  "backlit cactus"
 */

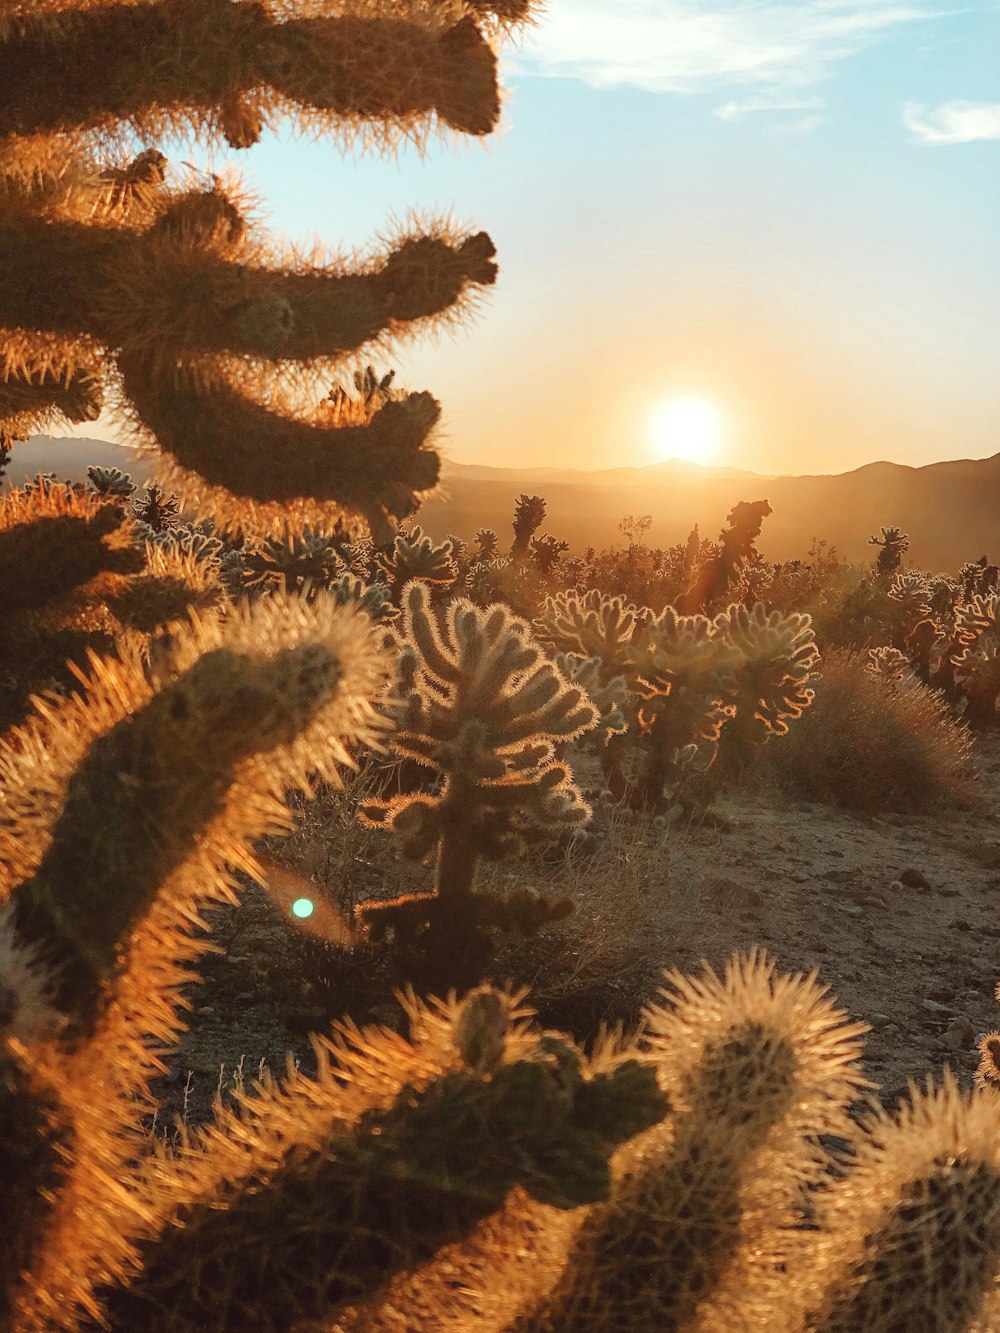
xmin=0 ymin=3 xmax=524 ymax=539
xmin=802 ymin=1077 xmax=1000 ymax=1332
xmin=357 ymin=582 xmax=596 ymax=980
xmin=377 ymin=524 xmax=458 ymax=603
xmin=520 ymin=952 xmax=867 ymax=1333
xmin=0 ymin=479 xmax=223 ymax=734
xmin=714 ymin=602 xmax=819 ymax=766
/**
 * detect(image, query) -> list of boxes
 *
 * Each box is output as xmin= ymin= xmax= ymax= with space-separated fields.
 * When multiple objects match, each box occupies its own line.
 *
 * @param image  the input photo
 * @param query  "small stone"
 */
xmin=949 ymin=919 xmax=971 ymax=932
xmin=899 ymin=868 xmax=932 ymax=890
xmin=971 ymin=843 xmax=1000 ymax=870
xmin=870 ymin=1012 xmax=892 ymax=1028
xmin=701 ymin=879 xmax=763 ymax=911
xmin=841 ymin=905 xmax=863 ymax=917
xmin=921 ymin=998 xmax=952 ymax=1014
xmin=821 ymin=868 xmax=855 ymax=884
xmin=943 ymin=1021 xmax=975 ymax=1052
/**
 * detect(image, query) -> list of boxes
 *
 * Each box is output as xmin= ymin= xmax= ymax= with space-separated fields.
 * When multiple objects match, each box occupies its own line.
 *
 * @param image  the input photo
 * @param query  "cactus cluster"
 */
xmin=535 ymin=590 xmax=819 ymax=809
xmin=869 ymin=575 xmax=1000 ymax=727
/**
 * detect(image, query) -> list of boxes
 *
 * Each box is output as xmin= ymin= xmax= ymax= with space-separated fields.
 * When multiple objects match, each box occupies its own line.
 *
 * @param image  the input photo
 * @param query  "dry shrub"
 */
xmin=760 ymin=647 xmax=975 ymax=813
xmin=485 ymin=801 xmax=670 ymax=1040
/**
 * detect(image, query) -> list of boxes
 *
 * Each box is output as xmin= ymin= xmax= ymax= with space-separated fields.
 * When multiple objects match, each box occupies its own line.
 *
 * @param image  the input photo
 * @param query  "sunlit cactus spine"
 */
xmin=517 ymin=952 xmax=867 ymax=1333
xmin=887 ymin=569 xmax=931 ymax=646
xmin=713 ymin=601 xmax=819 ymax=771
xmin=357 ymin=581 xmax=597 ymax=984
xmin=0 ymin=478 xmax=223 ymax=734
xmin=801 ymin=1076 xmax=1000 ymax=1332
xmin=0 ymin=590 xmax=394 ymax=1328
xmin=624 ymin=605 xmax=741 ymax=808
xmin=93 ymin=988 xmax=667 ymax=1333
xmin=0 ymin=0 xmax=530 ymax=540
xmin=475 ymin=526 xmax=500 ymax=560
xmin=535 ymin=588 xmax=640 ymax=682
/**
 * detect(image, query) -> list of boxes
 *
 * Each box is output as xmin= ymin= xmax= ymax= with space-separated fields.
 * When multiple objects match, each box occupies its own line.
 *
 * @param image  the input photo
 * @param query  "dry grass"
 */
xmin=484 ymin=799 xmax=672 ymax=1038
xmin=758 ymin=647 xmax=976 ymax=813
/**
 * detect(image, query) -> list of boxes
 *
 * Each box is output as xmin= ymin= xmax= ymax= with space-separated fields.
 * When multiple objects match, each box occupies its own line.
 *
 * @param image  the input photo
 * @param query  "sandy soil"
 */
xmin=152 ymin=734 xmax=1000 ymax=1129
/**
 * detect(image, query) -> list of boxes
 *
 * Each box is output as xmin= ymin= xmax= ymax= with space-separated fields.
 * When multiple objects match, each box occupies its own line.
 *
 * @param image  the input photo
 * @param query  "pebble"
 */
xmin=899 ymin=868 xmax=932 ymax=890
xmin=942 ymin=1020 xmax=975 ymax=1052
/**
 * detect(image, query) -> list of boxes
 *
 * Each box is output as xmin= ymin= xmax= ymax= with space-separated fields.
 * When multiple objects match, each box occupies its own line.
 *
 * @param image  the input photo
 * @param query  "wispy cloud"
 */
xmin=902 ymin=100 xmax=1000 ymax=144
xmin=714 ymin=94 xmax=825 ymax=123
xmin=518 ymin=1 xmax=939 ymax=97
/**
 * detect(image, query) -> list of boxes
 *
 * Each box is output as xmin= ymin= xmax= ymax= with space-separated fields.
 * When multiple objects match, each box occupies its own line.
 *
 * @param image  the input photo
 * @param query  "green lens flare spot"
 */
xmin=291 ymin=898 xmax=315 ymax=920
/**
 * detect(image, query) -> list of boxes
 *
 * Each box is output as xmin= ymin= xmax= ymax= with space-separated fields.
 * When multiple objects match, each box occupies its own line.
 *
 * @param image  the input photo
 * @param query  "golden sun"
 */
xmin=649 ymin=396 xmax=723 ymax=465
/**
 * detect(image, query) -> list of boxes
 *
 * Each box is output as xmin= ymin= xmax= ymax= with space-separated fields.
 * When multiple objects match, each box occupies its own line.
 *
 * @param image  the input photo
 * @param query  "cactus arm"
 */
xmin=0 ymin=7 xmax=503 ymax=146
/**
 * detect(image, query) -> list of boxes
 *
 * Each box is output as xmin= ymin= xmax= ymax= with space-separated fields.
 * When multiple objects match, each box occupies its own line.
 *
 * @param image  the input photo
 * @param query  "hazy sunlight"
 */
xmin=649 ymin=397 xmax=723 ymax=465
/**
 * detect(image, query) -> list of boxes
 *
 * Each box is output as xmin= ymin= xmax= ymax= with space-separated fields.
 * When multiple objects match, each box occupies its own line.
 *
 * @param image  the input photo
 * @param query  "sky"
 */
xmin=92 ymin=0 xmax=1000 ymax=477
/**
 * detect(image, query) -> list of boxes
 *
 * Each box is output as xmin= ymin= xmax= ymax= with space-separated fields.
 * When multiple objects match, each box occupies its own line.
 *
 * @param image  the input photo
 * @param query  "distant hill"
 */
xmin=9 ymin=436 xmax=1000 ymax=572
xmin=2 ymin=436 xmax=155 ymax=490
xmin=427 ymin=454 xmax=1000 ymax=570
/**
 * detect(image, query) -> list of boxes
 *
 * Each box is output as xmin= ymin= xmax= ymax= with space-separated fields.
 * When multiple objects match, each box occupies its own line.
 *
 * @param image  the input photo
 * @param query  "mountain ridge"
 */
xmin=7 ymin=436 xmax=1000 ymax=570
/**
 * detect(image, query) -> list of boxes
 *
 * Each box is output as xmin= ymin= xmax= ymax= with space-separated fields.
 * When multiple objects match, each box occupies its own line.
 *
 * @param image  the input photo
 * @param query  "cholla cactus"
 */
xmin=511 ymin=493 xmax=547 ymax=559
xmin=553 ymin=654 xmax=629 ymax=752
xmin=357 ymin=582 xmax=597 ymax=981
xmin=905 ymin=617 xmax=942 ymax=684
xmin=869 ymin=525 xmax=910 ymax=578
xmin=536 ymin=589 xmax=641 ymax=683
xmin=624 ymin=606 xmax=741 ymax=808
xmin=715 ymin=602 xmax=819 ymax=764
xmin=0 ymin=4 xmax=519 ymax=539
xmin=956 ymin=592 xmax=1000 ymax=642
xmin=802 ymin=1077 xmax=1000 ymax=1332
xmin=0 ymin=590 xmax=394 ymax=1327
xmin=92 ymin=988 xmax=665 ymax=1333
xmin=954 ymin=635 xmax=1000 ymax=727
xmin=132 ymin=483 xmax=179 ymax=533
xmin=331 ymin=572 xmax=397 ymax=624
xmin=887 ymin=570 xmax=931 ymax=643
xmin=530 ymin=532 xmax=569 ymax=578
xmin=681 ymin=499 xmax=773 ymax=612
xmin=242 ymin=527 xmax=344 ymax=595
xmin=378 ymin=525 xmax=457 ymax=603
xmin=85 ymin=465 xmax=134 ymax=499
xmin=867 ymin=644 xmax=913 ymax=685
xmin=516 ymin=952 xmax=867 ymax=1333
xmin=475 ymin=526 xmax=500 ymax=560
xmin=0 ymin=480 xmax=222 ymax=733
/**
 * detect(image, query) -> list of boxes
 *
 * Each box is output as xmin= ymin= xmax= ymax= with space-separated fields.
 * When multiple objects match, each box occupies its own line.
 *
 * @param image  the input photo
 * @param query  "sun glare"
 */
xmin=649 ymin=397 xmax=723 ymax=465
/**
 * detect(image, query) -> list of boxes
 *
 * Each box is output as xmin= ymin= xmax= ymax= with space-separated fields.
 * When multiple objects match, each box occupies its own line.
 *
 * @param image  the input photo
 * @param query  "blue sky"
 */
xmin=100 ymin=1 xmax=1000 ymax=475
